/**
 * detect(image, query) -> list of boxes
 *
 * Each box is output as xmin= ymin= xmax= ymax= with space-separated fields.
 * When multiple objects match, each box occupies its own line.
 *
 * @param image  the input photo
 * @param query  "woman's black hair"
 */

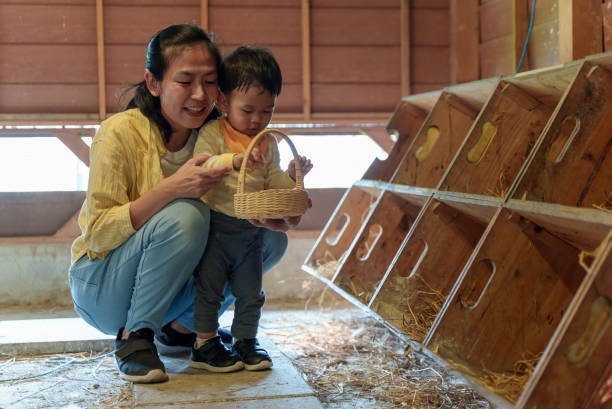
xmin=219 ymin=45 xmax=282 ymax=97
xmin=125 ymin=24 xmax=222 ymax=143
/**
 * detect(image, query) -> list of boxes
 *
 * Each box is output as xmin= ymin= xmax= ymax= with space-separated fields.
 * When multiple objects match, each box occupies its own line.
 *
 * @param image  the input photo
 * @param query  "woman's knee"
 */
xmin=157 ymin=199 xmax=210 ymax=248
xmin=261 ymin=230 xmax=288 ymax=272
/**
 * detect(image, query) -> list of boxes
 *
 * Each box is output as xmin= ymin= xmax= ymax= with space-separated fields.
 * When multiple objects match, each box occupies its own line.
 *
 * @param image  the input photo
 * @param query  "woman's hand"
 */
xmin=247 ymin=198 xmax=312 ymax=231
xmin=164 ymin=153 xmax=231 ymax=199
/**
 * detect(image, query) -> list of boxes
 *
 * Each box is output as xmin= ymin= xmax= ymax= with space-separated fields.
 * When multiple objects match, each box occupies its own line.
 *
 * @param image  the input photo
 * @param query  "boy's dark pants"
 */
xmin=194 ymin=210 xmax=265 ymax=340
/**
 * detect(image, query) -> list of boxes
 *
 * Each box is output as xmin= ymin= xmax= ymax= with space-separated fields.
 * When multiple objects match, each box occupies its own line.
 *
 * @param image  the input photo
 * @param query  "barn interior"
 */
xmin=1 ymin=1 xmax=612 ymax=408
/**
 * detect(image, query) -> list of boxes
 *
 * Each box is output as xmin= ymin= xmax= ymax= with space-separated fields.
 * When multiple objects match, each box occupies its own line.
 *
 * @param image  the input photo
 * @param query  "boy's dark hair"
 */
xmin=124 ymin=24 xmax=222 ymax=143
xmin=219 ymin=46 xmax=282 ymax=96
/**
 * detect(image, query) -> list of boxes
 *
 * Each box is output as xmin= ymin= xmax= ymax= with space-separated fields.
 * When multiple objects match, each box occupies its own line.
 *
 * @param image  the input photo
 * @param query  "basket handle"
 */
xmin=237 ymin=128 xmax=304 ymax=195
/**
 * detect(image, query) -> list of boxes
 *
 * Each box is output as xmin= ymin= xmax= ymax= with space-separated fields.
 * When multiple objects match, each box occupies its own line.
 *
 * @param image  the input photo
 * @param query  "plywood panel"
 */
xmin=441 ymin=81 xmax=552 ymax=197
xmin=411 ymin=8 xmax=449 ymax=47
xmin=0 ymin=45 xmax=97 ymax=84
xmin=412 ymin=0 xmax=449 ymax=8
xmin=411 ymin=47 xmax=450 ymax=84
xmin=363 ymin=101 xmax=427 ymax=182
xmin=371 ymin=199 xmax=490 ymax=342
xmin=334 ymin=191 xmax=424 ymax=305
xmin=0 ymin=84 xmax=98 ymax=113
xmin=0 ymin=4 xmax=96 ymax=44
xmin=392 ymin=92 xmax=478 ymax=188
xmin=512 ymin=63 xmax=612 ymax=209
xmin=311 ymin=9 xmax=400 ymax=46
xmin=311 ymin=84 xmax=399 ymax=112
xmin=303 ymin=186 xmax=383 ymax=280
xmin=605 ymin=0 xmax=612 ymax=52
xmin=519 ymin=241 xmax=612 ymax=409
xmin=312 ymin=46 xmax=400 ymax=84
xmin=428 ymin=209 xmax=586 ymax=403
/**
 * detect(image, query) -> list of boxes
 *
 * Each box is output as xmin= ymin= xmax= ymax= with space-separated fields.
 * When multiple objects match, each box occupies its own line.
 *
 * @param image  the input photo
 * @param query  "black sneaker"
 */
xmin=115 ymin=328 xmax=168 ymax=383
xmin=189 ymin=336 xmax=244 ymax=373
xmin=232 ymin=338 xmax=273 ymax=371
xmin=155 ymin=324 xmax=233 ymax=354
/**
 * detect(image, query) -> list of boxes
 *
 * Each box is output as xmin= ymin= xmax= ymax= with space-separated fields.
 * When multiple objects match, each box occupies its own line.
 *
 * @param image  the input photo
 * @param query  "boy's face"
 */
xmin=221 ymin=85 xmax=276 ymax=137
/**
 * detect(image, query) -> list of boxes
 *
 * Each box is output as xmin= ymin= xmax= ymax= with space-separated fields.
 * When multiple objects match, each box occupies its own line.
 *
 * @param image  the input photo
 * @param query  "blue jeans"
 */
xmin=69 ymin=199 xmax=287 ymax=336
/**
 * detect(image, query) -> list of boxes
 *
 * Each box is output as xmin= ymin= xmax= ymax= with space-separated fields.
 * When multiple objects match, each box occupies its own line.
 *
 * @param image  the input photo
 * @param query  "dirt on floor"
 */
xmin=0 ymin=295 xmax=492 ymax=409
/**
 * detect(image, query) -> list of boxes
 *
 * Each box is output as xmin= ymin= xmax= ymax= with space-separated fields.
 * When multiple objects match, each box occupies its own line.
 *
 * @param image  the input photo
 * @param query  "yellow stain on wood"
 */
xmin=467 ymin=121 xmax=497 ymax=164
xmin=414 ymin=126 xmax=440 ymax=162
xmin=566 ymin=296 xmax=611 ymax=367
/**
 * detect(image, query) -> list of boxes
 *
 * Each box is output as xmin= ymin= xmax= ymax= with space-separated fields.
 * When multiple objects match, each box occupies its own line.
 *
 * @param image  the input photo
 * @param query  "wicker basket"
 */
xmin=234 ymin=128 xmax=310 ymax=219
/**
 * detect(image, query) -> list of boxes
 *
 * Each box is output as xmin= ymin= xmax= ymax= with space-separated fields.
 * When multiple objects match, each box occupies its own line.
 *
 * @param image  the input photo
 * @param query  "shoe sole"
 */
xmin=119 ymin=368 xmax=169 ymax=383
xmin=189 ymin=359 xmax=245 ymax=373
xmin=244 ymin=360 xmax=273 ymax=371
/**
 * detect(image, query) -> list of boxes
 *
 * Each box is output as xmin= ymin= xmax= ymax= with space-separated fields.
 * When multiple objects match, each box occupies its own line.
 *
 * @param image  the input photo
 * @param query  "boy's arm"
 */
xmin=194 ymin=122 xmax=235 ymax=169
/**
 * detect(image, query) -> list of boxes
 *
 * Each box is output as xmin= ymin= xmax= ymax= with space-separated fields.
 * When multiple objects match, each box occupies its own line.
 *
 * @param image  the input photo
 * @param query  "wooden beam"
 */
xmin=512 ymin=0 xmax=529 ymax=73
xmin=95 ymin=0 xmax=106 ymax=120
xmin=450 ymin=0 xmax=479 ymax=84
xmin=57 ymin=134 xmax=91 ymax=167
xmin=558 ymin=0 xmax=603 ymax=63
xmin=301 ymin=0 xmax=311 ymax=119
xmin=400 ymin=0 xmax=411 ymax=96
xmin=201 ymin=0 xmax=208 ymax=30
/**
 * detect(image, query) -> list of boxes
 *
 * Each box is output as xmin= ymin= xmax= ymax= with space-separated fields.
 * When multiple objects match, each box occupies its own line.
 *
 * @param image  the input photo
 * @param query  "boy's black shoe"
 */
xmin=189 ymin=336 xmax=244 ymax=373
xmin=232 ymin=338 xmax=273 ymax=371
xmin=155 ymin=324 xmax=233 ymax=354
xmin=115 ymin=328 xmax=168 ymax=383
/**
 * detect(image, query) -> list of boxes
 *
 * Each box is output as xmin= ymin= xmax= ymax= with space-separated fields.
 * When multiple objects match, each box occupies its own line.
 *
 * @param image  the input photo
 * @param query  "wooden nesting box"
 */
xmin=511 ymin=61 xmax=612 ymax=209
xmin=302 ymin=51 xmax=612 ymax=409
xmin=333 ymin=187 xmax=429 ymax=305
xmin=370 ymin=195 xmax=498 ymax=343
xmin=439 ymin=81 xmax=553 ymax=198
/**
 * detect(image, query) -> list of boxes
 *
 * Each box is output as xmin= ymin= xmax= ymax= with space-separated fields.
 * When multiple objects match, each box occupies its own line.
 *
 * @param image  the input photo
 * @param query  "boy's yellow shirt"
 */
xmin=195 ymin=118 xmax=295 ymax=218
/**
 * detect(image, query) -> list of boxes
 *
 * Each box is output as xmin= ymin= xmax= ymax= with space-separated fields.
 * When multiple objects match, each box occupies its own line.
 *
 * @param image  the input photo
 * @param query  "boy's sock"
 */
xmin=195 ymin=334 xmax=216 ymax=349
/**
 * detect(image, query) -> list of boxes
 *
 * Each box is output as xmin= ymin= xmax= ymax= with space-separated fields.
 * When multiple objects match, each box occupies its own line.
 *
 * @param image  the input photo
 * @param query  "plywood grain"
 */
xmin=392 ymin=92 xmax=478 ymax=189
xmin=512 ymin=63 xmax=612 ymax=209
xmin=440 ymin=81 xmax=553 ymax=197
xmin=334 ymin=191 xmax=424 ymax=305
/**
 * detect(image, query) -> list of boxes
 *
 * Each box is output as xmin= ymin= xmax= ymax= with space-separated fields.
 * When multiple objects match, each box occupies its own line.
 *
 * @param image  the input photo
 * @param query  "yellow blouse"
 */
xmin=71 ymin=108 xmax=168 ymax=264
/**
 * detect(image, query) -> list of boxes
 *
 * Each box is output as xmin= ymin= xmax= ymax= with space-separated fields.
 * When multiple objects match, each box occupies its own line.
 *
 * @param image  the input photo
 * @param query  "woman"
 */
xmin=69 ymin=24 xmax=300 ymax=384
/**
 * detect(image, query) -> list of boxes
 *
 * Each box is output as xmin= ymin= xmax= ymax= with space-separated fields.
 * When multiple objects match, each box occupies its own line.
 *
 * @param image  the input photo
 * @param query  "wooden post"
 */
xmin=201 ymin=0 xmax=208 ymax=30
xmin=301 ymin=0 xmax=311 ymax=120
xmin=400 ymin=0 xmax=411 ymax=96
xmin=512 ymin=0 xmax=529 ymax=73
xmin=95 ymin=0 xmax=106 ymax=120
xmin=558 ymin=0 xmax=603 ymax=63
xmin=450 ymin=0 xmax=479 ymax=84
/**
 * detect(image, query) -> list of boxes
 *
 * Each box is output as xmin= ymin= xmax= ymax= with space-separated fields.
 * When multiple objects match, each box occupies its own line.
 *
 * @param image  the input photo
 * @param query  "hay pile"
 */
xmin=267 ymin=314 xmax=491 ymax=409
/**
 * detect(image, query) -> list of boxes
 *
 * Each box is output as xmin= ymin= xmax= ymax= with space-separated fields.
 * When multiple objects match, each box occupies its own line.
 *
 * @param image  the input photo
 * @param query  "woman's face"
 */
xmin=146 ymin=44 xmax=219 ymax=140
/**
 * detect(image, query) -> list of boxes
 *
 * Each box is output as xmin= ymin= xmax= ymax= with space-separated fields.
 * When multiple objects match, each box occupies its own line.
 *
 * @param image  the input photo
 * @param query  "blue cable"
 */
xmin=0 ymin=350 xmax=115 ymax=383
xmin=516 ymin=0 xmax=537 ymax=73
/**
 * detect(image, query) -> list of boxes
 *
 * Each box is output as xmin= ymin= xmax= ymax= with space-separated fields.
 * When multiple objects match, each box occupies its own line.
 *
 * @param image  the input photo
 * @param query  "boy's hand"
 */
xmin=288 ymin=155 xmax=313 ymax=180
xmin=233 ymin=147 xmax=266 ymax=171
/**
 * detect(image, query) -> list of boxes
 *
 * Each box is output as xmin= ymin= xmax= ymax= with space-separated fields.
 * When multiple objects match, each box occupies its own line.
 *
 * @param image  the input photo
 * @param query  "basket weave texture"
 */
xmin=234 ymin=128 xmax=309 ymax=219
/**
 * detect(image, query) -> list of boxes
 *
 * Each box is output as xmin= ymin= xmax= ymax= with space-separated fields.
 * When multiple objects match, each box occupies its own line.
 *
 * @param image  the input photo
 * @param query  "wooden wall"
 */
xmin=0 ymin=0 xmax=451 ymax=118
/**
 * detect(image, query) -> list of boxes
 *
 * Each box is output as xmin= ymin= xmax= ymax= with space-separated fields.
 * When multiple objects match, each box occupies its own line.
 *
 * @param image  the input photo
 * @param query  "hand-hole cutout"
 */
xmin=566 ymin=296 xmax=611 ymax=368
xmin=459 ymin=259 xmax=495 ymax=309
xmin=398 ymin=239 xmax=428 ymax=278
xmin=546 ymin=116 xmax=580 ymax=164
xmin=325 ymin=213 xmax=349 ymax=246
xmin=414 ymin=126 xmax=440 ymax=162
xmin=356 ymin=224 xmax=383 ymax=261
xmin=467 ymin=121 xmax=497 ymax=164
